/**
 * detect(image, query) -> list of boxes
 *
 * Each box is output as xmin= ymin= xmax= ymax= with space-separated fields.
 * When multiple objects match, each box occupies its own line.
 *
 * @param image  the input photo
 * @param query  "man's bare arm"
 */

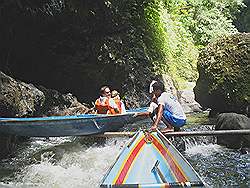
xmin=151 ymin=104 xmax=163 ymax=130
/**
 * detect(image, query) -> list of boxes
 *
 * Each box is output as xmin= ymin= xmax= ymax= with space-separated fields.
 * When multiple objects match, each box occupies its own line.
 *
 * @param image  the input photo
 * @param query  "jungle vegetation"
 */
xmin=0 ymin=0 xmax=248 ymax=103
xmin=144 ymin=0 xmax=246 ymax=88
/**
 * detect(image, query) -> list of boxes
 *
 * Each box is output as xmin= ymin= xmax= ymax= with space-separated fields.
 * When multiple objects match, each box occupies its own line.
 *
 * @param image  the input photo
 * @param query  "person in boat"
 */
xmin=95 ymin=86 xmax=120 ymax=114
xmin=150 ymin=81 xmax=186 ymax=132
xmin=111 ymin=90 xmax=126 ymax=114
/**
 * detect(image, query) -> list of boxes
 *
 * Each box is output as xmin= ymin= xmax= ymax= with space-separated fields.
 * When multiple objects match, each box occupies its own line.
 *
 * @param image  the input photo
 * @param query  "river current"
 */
xmin=0 ymin=116 xmax=249 ymax=187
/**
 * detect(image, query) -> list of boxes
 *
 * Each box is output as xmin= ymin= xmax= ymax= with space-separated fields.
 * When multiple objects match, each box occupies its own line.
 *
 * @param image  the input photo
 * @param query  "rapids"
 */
xmin=0 ymin=113 xmax=249 ymax=187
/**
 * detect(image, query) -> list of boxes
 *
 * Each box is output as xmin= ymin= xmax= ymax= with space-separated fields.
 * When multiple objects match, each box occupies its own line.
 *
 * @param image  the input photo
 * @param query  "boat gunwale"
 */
xmin=100 ymin=131 xmax=141 ymax=185
xmin=0 ymin=112 xmax=138 ymax=123
xmin=156 ymin=129 xmax=205 ymax=186
xmin=100 ymin=180 xmax=205 ymax=187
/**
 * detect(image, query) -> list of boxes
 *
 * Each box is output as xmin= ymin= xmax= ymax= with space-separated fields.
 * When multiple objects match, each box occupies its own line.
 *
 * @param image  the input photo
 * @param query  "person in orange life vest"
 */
xmin=111 ymin=90 xmax=126 ymax=114
xmin=95 ymin=86 xmax=119 ymax=114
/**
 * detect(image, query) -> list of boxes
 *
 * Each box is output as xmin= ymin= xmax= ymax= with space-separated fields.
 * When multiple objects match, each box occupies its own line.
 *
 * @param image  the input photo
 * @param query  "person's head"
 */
xmin=111 ymin=90 xmax=120 ymax=100
xmin=100 ymin=86 xmax=111 ymax=98
xmin=152 ymin=81 xmax=164 ymax=97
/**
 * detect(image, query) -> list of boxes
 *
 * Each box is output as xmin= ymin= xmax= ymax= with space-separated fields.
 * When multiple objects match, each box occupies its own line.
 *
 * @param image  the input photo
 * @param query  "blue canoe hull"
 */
xmin=101 ymin=130 xmax=205 ymax=187
xmin=0 ymin=108 xmax=147 ymax=137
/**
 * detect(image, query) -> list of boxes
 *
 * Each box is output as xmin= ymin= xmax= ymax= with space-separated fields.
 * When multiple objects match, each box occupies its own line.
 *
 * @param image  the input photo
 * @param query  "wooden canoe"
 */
xmin=100 ymin=130 xmax=205 ymax=187
xmin=0 ymin=108 xmax=147 ymax=137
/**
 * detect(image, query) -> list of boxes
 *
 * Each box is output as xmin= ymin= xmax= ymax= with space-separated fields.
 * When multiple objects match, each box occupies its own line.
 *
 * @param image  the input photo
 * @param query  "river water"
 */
xmin=0 ymin=115 xmax=249 ymax=187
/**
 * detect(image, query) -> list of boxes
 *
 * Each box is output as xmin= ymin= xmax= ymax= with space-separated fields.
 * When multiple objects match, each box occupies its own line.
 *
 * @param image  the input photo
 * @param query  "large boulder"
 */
xmin=194 ymin=33 xmax=250 ymax=115
xmin=36 ymin=86 xmax=91 ymax=116
xmin=178 ymin=82 xmax=202 ymax=113
xmin=215 ymin=113 xmax=250 ymax=148
xmin=0 ymin=71 xmax=90 ymax=117
xmin=0 ymin=71 xmax=45 ymax=117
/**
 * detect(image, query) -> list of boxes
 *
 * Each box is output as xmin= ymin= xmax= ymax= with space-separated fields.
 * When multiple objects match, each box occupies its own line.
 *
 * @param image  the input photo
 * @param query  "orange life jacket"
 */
xmin=113 ymin=98 xmax=122 ymax=114
xmin=95 ymin=98 xmax=117 ymax=114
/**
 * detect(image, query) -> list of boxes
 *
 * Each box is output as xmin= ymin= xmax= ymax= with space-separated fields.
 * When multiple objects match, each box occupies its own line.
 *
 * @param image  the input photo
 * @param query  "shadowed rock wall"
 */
xmin=0 ymin=0 xmax=156 ymax=107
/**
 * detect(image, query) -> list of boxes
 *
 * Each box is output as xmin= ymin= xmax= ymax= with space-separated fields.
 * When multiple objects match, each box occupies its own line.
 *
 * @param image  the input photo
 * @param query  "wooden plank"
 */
xmin=95 ymin=132 xmax=135 ymax=137
xmin=94 ymin=129 xmax=250 ymax=138
xmin=162 ymin=129 xmax=250 ymax=137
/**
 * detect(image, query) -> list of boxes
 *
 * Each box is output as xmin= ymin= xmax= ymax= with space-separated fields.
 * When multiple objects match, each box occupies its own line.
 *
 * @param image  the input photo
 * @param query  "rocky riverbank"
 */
xmin=0 ymin=71 xmax=91 ymax=118
xmin=0 ymin=71 xmax=93 ymax=158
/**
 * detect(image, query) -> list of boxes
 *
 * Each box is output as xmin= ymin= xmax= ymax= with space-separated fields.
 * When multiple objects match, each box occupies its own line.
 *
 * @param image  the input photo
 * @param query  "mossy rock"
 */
xmin=194 ymin=33 xmax=250 ymax=114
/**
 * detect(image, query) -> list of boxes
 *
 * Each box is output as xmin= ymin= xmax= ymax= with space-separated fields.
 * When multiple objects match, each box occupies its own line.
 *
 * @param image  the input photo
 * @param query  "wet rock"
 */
xmin=162 ymin=77 xmax=203 ymax=113
xmin=179 ymin=82 xmax=202 ymax=113
xmin=0 ymin=71 xmax=45 ymax=117
xmin=0 ymin=94 xmax=17 ymax=117
xmin=36 ymin=86 xmax=91 ymax=116
xmin=215 ymin=113 xmax=250 ymax=148
xmin=0 ymin=71 xmax=90 ymax=117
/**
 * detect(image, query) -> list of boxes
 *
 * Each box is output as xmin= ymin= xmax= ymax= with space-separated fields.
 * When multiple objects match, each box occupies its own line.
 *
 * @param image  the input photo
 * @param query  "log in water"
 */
xmin=95 ymin=129 xmax=250 ymax=137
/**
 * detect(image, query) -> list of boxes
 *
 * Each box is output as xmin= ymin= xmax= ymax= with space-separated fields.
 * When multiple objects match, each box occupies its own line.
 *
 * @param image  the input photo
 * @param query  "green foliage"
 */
xmin=141 ymin=0 xmax=246 ymax=88
xmin=144 ymin=1 xmax=169 ymax=73
xmin=0 ymin=0 xmax=247 ymax=103
xmin=143 ymin=1 xmax=199 ymax=86
xmin=97 ymin=0 xmax=246 ymax=89
xmin=163 ymin=0 xmax=244 ymax=46
xmin=185 ymin=111 xmax=213 ymax=127
xmin=196 ymin=33 xmax=250 ymax=113
xmin=162 ymin=9 xmax=199 ymax=83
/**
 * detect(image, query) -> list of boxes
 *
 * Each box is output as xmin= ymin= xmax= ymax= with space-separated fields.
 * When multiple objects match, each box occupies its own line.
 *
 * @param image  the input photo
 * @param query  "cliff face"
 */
xmin=3 ymin=1 xmax=247 ymax=112
xmin=194 ymin=33 xmax=250 ymax=115
xmin=0 ymin=0 xmax=156 ymax=107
